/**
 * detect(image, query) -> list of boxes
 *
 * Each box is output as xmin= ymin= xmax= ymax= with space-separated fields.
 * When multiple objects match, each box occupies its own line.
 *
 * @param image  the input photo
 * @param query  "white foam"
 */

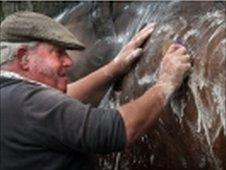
xmin=114 ymin=153 xmax=121 ymax=170
xmin=212 ymin=84 xmax=226 ymax=135
xmin=208 ymin=24 xmax=225 ymax=44
xmin=170 ymin=98 xmax=186 ymax=123
xmin=188 ymin=65 xmax=224 ymax=169
xmin=183 ymin=29 xmax=199 ymax=41
xmin=137 ymin=72 xmax=157 ymax=86
xmin=206 ymin=11 xmax=223 ymax=27
xmin=54 ymin=10 xmax=67 ymax=22
xmin=150 ymin=154 xmax=155 ymax=164
xmin=156 ymin=24 xmax=173 ymax=35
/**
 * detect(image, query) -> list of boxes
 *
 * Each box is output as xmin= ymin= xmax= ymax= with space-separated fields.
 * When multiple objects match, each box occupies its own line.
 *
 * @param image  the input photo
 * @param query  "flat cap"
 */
xmin=0 ymin=11 xmax=85 ymax=50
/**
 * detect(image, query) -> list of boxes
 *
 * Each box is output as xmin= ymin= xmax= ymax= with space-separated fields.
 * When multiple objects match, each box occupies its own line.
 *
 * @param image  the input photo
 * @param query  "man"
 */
xmin=0 ymin=12 xmax=191 ymax=170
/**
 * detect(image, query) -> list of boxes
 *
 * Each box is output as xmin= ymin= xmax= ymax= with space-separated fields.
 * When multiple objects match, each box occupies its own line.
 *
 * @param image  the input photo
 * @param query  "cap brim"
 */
xmin=66 ymin=43 xmax=86 ymax=50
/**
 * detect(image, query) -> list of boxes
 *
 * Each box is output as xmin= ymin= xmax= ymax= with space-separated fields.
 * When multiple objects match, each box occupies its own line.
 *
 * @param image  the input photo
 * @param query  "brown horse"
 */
xmin=60 ymin=1 xmax=225 ymax=170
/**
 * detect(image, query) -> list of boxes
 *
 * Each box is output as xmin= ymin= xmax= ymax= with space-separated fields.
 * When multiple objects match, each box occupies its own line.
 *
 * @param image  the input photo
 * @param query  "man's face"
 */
xmin=27 ymin=42 xmax=73 ymax=93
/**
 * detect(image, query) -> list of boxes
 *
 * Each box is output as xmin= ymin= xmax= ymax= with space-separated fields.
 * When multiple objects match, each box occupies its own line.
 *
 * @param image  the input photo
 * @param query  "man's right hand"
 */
xmin=156 ymin=43 xmax=192 ymax=99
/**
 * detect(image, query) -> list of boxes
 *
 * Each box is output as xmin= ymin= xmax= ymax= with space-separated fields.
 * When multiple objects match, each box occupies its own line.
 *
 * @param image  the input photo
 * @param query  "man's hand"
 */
xmin=157 ymin=43 xmax=192 ymax=99
xmin=113 ymin=23 xmax=155 ymax=74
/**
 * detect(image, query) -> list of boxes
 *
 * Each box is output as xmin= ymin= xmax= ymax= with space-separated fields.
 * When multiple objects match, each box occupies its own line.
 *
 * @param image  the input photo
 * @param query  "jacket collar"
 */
xmin=0 ymin=70 xmax=47 ymax=87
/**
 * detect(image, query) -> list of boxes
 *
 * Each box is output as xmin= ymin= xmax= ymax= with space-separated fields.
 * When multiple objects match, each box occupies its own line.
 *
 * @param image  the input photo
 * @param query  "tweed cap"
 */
xmin=0 ymin=11 xmax=85 ymax=50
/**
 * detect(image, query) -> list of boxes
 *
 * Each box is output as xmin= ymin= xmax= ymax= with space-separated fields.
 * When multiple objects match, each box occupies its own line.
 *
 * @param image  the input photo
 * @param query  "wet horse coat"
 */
xmin=58 ymin=1 xmax=225 ymax=170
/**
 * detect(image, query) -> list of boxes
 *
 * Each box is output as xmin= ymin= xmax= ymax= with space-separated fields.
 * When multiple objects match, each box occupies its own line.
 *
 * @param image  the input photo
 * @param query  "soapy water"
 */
xmin=54 ymin=1 xmax=225 ymax=170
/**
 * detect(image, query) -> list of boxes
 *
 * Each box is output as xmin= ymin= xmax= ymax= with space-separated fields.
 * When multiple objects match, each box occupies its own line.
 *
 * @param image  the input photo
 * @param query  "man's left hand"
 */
xmin=113 ymin=23 xmax=155 ymax=74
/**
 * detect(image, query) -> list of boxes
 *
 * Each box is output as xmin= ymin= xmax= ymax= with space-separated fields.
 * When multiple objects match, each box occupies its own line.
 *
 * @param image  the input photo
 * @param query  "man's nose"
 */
xmin=62 ymin=54 xmax=73 ymax=67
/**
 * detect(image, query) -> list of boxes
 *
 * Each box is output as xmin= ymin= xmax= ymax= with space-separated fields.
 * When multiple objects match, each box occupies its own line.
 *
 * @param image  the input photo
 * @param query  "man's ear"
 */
xmin=16 ymin=47 xmax=30 ymax=70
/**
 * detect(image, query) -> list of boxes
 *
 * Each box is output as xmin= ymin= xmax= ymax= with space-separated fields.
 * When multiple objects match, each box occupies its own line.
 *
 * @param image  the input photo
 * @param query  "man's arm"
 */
xmin=67 ymin=24 xmax=155 ymax=106
xmin=118 ymin=44 xmax=191 ymax=146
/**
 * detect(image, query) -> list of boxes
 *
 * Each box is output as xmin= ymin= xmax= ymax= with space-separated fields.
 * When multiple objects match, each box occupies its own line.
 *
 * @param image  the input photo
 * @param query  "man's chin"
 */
xmin=58 ymin=80 xmax=68 ymax=93
xmin=62 ymin=88 xmax=67 ymax=93
xmin=58 ymin=85 xmax=67 ymax=93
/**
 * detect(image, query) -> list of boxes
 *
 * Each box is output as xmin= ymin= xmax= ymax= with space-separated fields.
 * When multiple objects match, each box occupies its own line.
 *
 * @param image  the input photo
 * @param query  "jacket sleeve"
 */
xmin=22 ymin=84 xmax=126 ymax=154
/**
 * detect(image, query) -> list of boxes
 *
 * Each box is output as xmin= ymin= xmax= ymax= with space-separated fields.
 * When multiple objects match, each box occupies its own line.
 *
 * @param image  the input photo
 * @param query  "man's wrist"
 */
xmin=154 ymin=81 xmax=176 ymax=104
xmin=102 ymin=61 xmax=122 ymax=80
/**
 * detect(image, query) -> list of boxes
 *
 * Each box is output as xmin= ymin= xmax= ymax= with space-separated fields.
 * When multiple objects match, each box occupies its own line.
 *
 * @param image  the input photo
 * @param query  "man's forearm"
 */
xmin=118 ymin=43 xmax=191 ymax=146
xmin=118 ymin=83 xmax=173 ymax=146
xmin=67 ymin=61 xmax=120 ymax=106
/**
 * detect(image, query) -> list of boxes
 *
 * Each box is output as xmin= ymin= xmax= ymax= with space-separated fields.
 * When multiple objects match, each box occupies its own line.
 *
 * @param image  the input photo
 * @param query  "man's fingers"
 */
xmin=131 ymin=30 xmax=153 ymax=47
xmin=180 ymin=54 xmax=191 ymax=63
xmin=173 ymin=53 xmax=191 ymax=63
xmin=181 ymin=63 xmax=192 ymax=70
xmin=129 ymin=48 xmax=143 ymax=61
xmin=130 ymin=23 xmax=155 ymax=47
xmin=138 ymin=23 xmax=155 ymax=38
xmin=166 ymin=43 xmax=184 ymax=54
xmin=140 ymin=22 xmax=156 ymax=33
xmin=180 ymin=63 xmax=192 ymax=77
xmin=174 ymin=46 xmax=187 ymax=55
xmin=113 ymin=23 xmax=154 ymax=73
